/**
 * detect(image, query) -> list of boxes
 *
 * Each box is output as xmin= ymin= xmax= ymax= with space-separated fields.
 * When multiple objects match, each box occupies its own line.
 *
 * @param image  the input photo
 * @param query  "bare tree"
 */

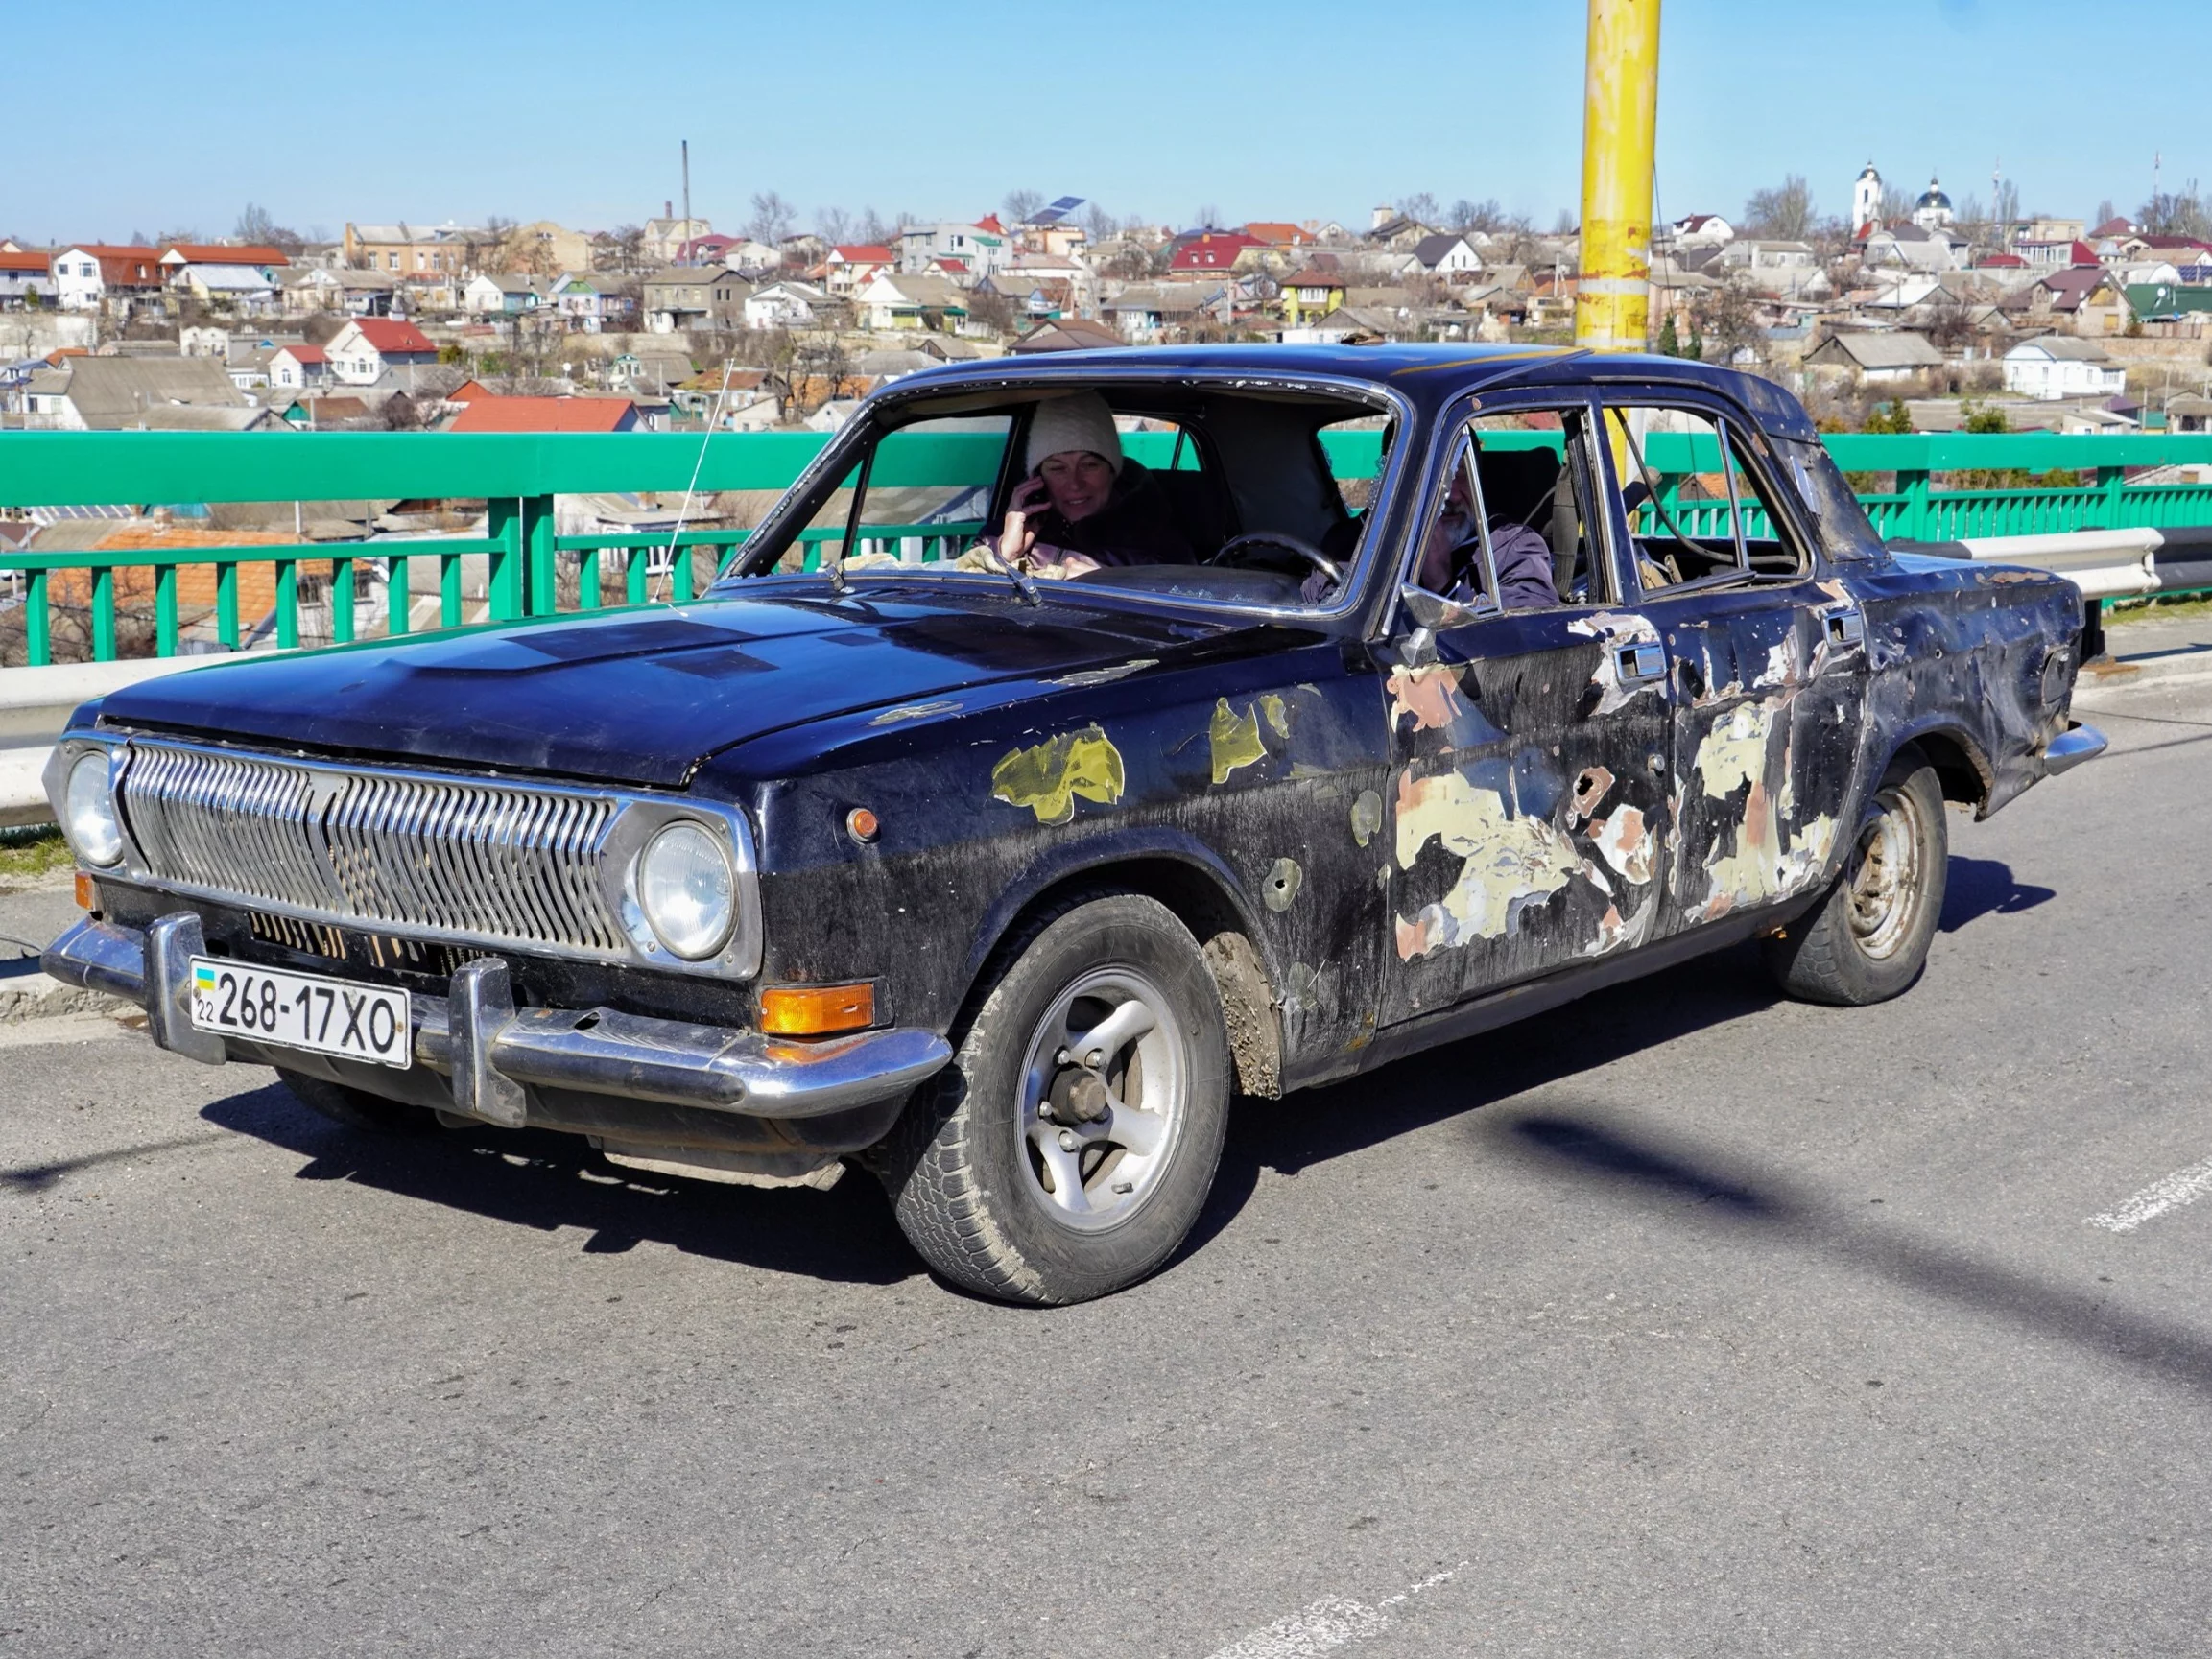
xmin=1991 ymin=178 xmax=2020 ymax=237
xmin=1691 ymin=275 xmax=1761 ymax=363
xmin=1003 ymin=189 xmax=1044 ymax=226
xmin=1743 ymin=176 xmax=1816 ymax=241
xmin=1448 ymin=198 xmax=1506 ymax=234
xmin=464 ymin=216 xmax=515 ymax=275
xmin=748 ymin=191 xmax=797 ymax=246
xmin=1396 ymin=192 xmax=1440 ymax=227
xmin=1097 ymin=242 xmax=1151 ymax=281
xmin=1925 ymin=290 xmax=1976 ymax=353
xmin=816 ymin=206 xmax=853 ymax=246
xmin=608 ymin=225 xmax=647 ymax=273
xmin=2139 ymin=181 xmax=2211 ymax=240
xmin=854 ymin=207 xmax=892 ymax=246
xmin=1079 ymin=201 xmax=1116 ymax=241
xmin=2093 ymin=198 xmax=2117 ymax=228
xmin=232 ymin=202 xmax=306 ymax=254
xmin=1552 ymin=208 xmax=1577 ymax=235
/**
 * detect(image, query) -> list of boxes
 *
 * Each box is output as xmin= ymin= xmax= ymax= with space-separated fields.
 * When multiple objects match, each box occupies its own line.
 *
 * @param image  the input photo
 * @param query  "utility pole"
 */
xmin=1574 ymin=0 xmax=1660 ymax=353
xmin=681 ymin=139 xmax=692 ymax=266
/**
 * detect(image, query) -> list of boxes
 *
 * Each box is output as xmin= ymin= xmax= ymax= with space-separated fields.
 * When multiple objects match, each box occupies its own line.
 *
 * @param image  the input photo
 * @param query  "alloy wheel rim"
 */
xmin=1846 ymin=785 xmax=1923 ymax=960
xmin=1015 ymin=966 xmax=1188 ymax=1232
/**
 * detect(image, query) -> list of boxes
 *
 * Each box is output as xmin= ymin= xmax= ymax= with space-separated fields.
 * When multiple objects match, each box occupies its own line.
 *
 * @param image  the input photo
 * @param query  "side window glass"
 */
xmin=1411 ymin=409 xmax=1606 ymax=614
xmin=1604 ymin=404 xmax=1808 ymax=591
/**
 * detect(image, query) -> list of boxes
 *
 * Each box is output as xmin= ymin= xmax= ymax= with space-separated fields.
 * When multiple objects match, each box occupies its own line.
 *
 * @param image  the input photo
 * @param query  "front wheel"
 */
xmin=878 ymin=893 xmax=1232 ymax=1305
xmin=1764 ymin=748 xmax=1948 ymax=1006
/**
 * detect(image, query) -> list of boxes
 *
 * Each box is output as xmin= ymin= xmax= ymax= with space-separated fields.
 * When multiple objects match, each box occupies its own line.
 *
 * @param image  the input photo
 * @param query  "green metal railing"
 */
xmin=4 ymin=429 xmax=2211 ymax=667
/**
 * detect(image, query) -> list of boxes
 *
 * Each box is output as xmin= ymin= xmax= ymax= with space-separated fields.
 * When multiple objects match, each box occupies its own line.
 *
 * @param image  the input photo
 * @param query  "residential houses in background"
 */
xmin=4 ymin=163 xmax=2209 ymax=438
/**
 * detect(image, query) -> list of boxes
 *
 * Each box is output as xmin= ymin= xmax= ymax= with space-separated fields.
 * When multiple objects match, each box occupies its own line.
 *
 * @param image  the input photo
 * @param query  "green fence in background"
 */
xmin=4 ymin=429 xmax=2211 ymax=666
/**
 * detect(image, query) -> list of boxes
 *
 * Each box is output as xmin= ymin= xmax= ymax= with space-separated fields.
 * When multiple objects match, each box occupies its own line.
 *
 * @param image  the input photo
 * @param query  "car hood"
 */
xmin=91 ymin=588 xmax=1232 ymax=788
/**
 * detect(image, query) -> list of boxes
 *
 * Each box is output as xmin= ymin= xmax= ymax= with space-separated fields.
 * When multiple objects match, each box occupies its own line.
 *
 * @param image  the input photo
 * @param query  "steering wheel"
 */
xmin=1204 ymin=532 xmax=1343 ymax=588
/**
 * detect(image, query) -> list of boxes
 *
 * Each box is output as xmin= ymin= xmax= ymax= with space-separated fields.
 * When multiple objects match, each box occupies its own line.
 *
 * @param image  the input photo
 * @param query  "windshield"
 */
xmin=721 ymin=382 xmax=1395 ymax=612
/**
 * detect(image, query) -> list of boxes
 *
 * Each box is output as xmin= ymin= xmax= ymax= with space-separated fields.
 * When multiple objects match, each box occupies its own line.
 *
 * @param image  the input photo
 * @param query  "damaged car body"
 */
xmin=43 ymin=344 xmax=2105 ymax=1304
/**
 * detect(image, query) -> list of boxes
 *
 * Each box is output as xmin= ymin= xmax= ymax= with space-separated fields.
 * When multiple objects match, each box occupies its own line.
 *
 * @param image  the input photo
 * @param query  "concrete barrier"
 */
xmin=0 ymin=657 xmax=199 ymax=828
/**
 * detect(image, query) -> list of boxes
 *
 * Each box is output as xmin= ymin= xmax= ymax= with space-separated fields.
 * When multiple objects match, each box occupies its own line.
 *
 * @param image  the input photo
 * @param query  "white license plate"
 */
xmin=189 ymin=957 xmax=413 ymax=1070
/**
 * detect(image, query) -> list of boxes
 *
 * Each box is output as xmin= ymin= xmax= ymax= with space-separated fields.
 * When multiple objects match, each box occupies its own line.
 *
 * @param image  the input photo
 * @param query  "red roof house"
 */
xmin=158 ymin=244 xmax=290 ymax=270
xmin=446 ymin=395 xmax=637 ymax=434
xmin=1169 ymin=231 xmax=1266 ymax=273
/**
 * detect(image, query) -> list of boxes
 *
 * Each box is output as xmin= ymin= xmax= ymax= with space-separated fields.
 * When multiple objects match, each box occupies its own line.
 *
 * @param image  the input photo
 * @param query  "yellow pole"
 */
xmin=1575 ymin=0 xmax=1661 ymax=353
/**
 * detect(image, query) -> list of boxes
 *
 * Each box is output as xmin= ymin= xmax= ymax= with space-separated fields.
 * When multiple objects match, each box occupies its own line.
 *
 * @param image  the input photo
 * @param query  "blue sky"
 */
xmin=9 ymin=0 xmax=2201 ymax=244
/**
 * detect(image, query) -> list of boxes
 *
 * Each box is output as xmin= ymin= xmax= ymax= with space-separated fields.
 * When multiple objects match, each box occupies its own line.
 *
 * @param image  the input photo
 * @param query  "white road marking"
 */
xmin=1201 ymin=1564 xmax=1469 ymax=1659
xmin=2087 ymin=1154 xmax=2212 ymax=1233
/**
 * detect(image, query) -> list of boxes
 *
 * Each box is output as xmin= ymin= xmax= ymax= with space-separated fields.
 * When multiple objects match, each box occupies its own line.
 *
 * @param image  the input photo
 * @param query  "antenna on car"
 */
xmin=654 ymin=357 xmax=737 ymax=604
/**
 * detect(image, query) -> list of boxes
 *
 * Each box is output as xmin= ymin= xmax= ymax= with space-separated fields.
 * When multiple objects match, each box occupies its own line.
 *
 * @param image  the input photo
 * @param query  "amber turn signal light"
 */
xmin=760 ymin=982 xmax=876 ymax=1037
xmin=74 ymin=871 xmax=97 ymax=912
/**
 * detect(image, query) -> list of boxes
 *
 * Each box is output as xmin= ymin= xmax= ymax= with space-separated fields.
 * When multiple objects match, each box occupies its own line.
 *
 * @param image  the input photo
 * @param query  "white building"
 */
xmin=53 ymin=246 xmax=163 ymax=312
xmin=897 ymin=221 xmax=1010 ymax=279
xmin=1853 ymin=162 xmax=1884 ymax=235
xmin=743 ymin=281 xmax=825 ymax=330
xmin=324 ymin=318 xmax=439 ymax=386
xmin=2003 ymin=336 xmax=2127 ymax=401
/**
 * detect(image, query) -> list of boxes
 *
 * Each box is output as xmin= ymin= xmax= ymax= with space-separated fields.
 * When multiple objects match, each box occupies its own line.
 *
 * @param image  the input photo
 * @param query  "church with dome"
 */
xmin=1912 ymin=176 xmax=1956 ymax=231
xmin=1853 ymin=163 xmax=1961 ymax=236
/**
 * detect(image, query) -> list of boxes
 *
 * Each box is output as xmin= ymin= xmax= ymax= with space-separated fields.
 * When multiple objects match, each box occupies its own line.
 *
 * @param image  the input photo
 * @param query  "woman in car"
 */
xmin=978 ymin=391 xmax=1194 ymax=576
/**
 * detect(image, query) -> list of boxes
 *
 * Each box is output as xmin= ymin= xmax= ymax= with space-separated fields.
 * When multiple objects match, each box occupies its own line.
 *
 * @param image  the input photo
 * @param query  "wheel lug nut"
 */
xmin=1058 ymin=1129 xmax=1080 ymax=1152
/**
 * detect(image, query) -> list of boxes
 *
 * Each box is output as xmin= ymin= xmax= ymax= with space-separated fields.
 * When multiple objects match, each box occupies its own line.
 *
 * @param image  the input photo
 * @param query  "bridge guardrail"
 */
xmin=5 ymin=429 xmax=2212 ymax=824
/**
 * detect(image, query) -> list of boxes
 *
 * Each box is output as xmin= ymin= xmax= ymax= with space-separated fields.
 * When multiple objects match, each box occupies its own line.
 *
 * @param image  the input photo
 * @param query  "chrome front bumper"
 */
xmin=43 ymin=912 xmax=951 ymax=1128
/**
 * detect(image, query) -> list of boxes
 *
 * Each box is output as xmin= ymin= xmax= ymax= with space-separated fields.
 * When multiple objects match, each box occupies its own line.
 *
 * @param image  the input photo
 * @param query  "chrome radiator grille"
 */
xmin=120 ymin=742 xmax=627 ymax=956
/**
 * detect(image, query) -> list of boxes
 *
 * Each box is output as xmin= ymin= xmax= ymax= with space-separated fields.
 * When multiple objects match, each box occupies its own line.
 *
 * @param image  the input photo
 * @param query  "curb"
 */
xmin=2081 ymin=646 xmax=2212 ymax=695
xmin=0 ymin=968 xmax=128 ymax=1027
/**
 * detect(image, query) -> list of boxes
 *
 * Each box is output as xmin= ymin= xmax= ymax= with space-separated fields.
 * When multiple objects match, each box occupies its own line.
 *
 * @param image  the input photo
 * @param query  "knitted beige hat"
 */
xmin=1024 ymin=391 xmax=1124 ymax=475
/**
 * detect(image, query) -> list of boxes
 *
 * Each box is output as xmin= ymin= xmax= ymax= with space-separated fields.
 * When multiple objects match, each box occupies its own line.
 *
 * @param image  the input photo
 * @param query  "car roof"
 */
xmin=876 ymin=343 xmax=1820 ymax=439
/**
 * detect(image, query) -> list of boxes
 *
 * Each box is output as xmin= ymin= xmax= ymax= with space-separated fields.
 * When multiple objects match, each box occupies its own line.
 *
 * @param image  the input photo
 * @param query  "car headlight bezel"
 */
xmin=635 ymin=819 xmax=738 ymax=962
xmin=55 ymin=742 xmax=126 ymax=868
xmin=607 ymin=799 xmax=760 ymax=978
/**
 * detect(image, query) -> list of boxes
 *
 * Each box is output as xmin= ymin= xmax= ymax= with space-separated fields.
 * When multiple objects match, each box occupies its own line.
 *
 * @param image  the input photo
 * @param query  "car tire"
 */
xmin=878 ymin=892 xmax=1232 ymax=1306
xmin=1764 ymin=747 xmax=1948 ymax=1007
xmin=277 ymin=1068 xmax=440 ymax=1136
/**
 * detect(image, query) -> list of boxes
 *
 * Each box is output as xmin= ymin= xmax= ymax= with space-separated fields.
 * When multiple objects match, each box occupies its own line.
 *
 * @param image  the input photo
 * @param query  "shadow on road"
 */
xmin=1498 ymin=1108 xmax=2212 ymax=1401
xmin=1 ymin=1131 xmax=228 ymax=1195
xmin=200 ymin=1079 xmax=920 ymax=1287
xmin=1940 ymin=855 xmax=2055 ymax=934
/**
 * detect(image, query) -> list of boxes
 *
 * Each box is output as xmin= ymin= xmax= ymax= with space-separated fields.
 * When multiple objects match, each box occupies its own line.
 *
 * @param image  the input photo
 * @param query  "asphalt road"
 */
xmin=5 ymin=674 xmax=2211 ymax=1658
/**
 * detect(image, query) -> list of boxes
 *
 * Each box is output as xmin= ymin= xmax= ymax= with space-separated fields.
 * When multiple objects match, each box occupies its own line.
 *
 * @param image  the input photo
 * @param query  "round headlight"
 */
xmin=64 ymin=750 xmax=123 ymax=867
xmin=637 ymin=821 xmax=735 ymax=960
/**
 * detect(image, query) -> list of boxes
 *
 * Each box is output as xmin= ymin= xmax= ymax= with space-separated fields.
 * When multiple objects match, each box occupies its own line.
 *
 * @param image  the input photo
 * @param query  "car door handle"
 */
xmin=1616 ymin=642 xmax=1667 ymax=684
xmin=1825 ymin=607 xmax=1866 ymax=648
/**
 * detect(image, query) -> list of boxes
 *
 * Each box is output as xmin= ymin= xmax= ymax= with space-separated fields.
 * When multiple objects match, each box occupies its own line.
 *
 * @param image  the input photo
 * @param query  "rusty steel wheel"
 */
xmin=1764 ymin=748 xmax=1948 ymax=1007
xmin=1845 ymin=780 xmax=1930 ymax=961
